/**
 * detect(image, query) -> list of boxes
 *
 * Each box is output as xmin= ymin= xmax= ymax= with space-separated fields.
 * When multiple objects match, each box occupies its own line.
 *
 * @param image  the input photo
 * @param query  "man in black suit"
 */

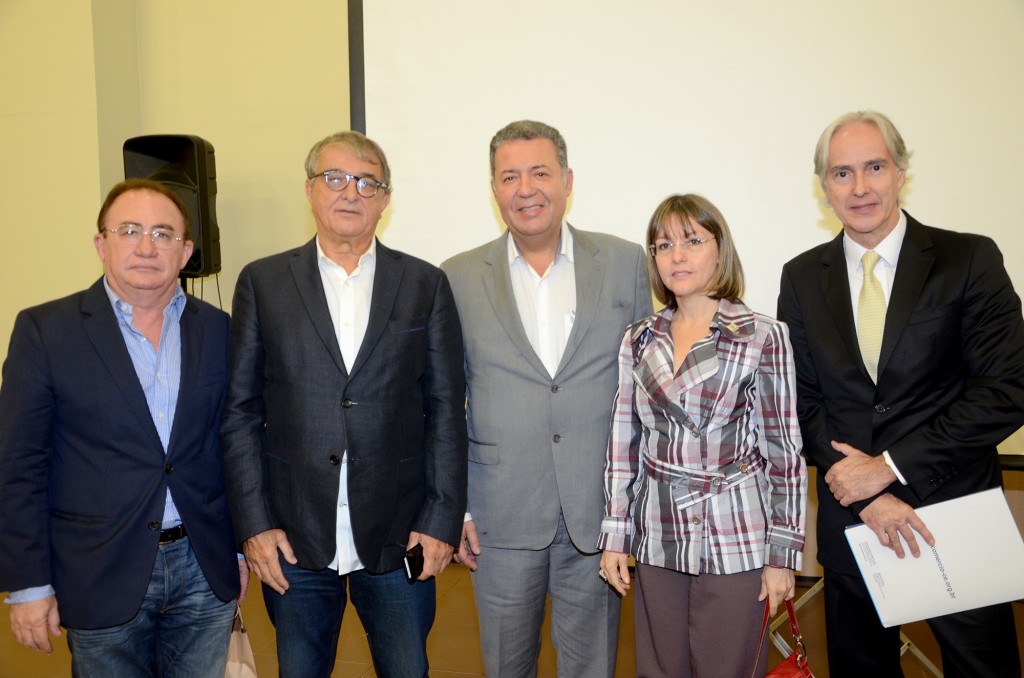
xmin=220 ymin=131 xmax=467 ymax=678
xmin=778 ymin=110 xmax=1024 ymax=677
xmin=0 ymin=179 xmax=244 ymax=676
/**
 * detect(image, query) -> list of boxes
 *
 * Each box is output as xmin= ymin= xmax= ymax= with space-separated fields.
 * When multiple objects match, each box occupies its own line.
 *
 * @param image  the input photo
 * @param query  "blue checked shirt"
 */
xmin=105 ymin=279 xmax=187 ymax=529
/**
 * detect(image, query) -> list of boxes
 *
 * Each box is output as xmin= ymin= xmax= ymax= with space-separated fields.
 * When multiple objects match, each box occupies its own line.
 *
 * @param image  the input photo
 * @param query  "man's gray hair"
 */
xmin=305 ymin=131 xmax=392 ymax=192
xmin=813 ymin=110 xmax=911 ymax=190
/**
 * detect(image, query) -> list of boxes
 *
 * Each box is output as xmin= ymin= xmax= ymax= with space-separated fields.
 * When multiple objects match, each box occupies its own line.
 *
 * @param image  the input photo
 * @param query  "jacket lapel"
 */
xmin=81 ymin=278 xmax=164 ymax=451
xmin=289 ymin=239 xmax=347 ymax=375
xmin=631 ymin=315 xmax=689 ymax=423
xmin=820 ymin=233 xmax=867 ymax=377
xmin=554 ymin=226 xmax=604 ymax=376
xmin=349 ymin=240 xmax=402 ymax=379
xmin=483 ymin=234 xmax=550 ymax=379
xmin=168 ymin=297 xmax=202 ymax=456
xmin=878 ymin=214 xmax=934 ymax=378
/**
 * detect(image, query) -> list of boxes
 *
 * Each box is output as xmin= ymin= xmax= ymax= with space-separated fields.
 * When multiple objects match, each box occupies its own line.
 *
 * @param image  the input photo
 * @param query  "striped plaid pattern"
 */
xmin=598 ymin=299 xmax=806 ymax=574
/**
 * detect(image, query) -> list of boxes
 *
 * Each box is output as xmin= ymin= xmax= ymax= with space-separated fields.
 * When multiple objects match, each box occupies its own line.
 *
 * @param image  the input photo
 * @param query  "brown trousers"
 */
xmin=633 ymin=563 xmax=767 ymax=678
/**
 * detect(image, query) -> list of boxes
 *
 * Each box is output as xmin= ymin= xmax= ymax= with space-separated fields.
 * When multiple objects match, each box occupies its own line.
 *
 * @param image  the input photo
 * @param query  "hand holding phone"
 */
xmin=404 ymin=543 xmax=424 ymax=583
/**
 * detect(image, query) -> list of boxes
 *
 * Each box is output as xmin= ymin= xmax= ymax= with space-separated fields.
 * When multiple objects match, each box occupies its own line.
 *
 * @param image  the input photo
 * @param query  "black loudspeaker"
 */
xmin=123 ymin=135 xmax=221 ymax=278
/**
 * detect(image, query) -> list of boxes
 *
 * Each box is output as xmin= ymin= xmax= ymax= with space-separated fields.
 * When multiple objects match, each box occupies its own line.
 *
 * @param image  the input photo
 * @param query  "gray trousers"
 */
xmin=471 ymin=513 xmax=620 ymax=677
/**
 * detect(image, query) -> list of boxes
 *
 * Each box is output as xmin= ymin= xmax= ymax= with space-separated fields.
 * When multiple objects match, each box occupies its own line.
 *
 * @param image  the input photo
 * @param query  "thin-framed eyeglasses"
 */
xmin=649 ymin=237 xmax=716 ymax=258
xmin=104 ymin=223 xmax=185 ymax=249
xmin=311 ymin=170 xmax=387 ymax=198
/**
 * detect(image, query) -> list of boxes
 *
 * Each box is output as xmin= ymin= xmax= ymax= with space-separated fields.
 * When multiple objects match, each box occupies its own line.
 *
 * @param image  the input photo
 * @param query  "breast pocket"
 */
xmin=389 ymin=316 xmax=428 ymax=334
xmin=904 ymin=301 xmax=960 ymax=355
xmin=383 ymin=316 xmax=429 ymax=367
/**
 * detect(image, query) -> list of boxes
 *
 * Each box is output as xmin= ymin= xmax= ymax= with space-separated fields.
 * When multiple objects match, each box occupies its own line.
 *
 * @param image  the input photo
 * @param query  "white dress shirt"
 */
xmin=842 ymin=210 xmax=908 ymax=484
xmin=317 ymin=236 xmax=376 ymax=574
xmin=507 ymin=222 xmax=577 ymax=376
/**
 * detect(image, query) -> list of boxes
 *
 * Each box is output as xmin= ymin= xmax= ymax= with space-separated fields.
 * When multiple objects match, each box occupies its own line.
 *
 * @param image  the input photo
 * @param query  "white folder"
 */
xmin=844 ymin=487 xmax=1024 ymax=627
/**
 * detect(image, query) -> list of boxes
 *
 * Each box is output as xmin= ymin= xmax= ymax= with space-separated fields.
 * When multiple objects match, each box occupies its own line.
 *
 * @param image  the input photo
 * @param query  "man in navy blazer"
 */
xmin=0 ymin=179 xmax=244 ymax=676
xmin=220 ymin=131 xmax=467 ymax=678
xmin=778 ymin=111 xmax=1024 ymax=676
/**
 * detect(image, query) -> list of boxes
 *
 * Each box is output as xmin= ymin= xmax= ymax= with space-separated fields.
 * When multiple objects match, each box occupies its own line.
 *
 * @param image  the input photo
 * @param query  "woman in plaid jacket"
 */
xmin=598 ymin=194 xmax=807 ymax=678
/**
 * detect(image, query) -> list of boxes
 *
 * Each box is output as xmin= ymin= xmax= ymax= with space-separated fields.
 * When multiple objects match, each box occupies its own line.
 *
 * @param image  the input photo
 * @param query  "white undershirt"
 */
xmin=507 ymin=222 xmax=577 ymax=377
xmin=317 ymin=236 xmax=375 ymax=573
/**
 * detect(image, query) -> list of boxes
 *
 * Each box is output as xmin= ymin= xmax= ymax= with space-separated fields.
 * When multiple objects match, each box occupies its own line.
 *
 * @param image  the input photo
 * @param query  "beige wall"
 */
xmin=0 ymin=1 xmax=105 ymax=363
xmin=0 ymin=0 xmax=350 ymax=370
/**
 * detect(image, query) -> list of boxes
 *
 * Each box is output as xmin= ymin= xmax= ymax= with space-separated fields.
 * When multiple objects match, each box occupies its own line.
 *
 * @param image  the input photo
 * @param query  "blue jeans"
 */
xmin=66 ymin=537 xmax=236 ymax=678
xmin=262 ymin=559 xmax=435 ymax=678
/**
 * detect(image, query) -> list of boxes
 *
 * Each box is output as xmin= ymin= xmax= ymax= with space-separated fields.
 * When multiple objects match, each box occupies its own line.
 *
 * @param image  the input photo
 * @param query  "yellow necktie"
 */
xmin=858 ymin=251 xmax=886 ymax=382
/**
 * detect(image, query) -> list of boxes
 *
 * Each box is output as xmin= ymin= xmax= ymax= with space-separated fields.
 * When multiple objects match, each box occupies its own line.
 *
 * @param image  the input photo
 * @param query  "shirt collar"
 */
xmin=843 ymin=210 xmax=907 ymax=271
xmin=317 ymin=235 xmax=377 ymax=271
xmin=642 ymin=298 xmax=756 ymax=346
xmin=506 ymin=221 xmax=574 ymax=267
xmin=102 ymin=276 xmax=186 ymax=320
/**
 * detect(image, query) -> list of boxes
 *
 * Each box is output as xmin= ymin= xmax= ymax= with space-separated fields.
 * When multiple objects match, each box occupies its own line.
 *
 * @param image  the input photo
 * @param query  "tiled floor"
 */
xmin=2 ymin=566 xmax=1022 ymax=677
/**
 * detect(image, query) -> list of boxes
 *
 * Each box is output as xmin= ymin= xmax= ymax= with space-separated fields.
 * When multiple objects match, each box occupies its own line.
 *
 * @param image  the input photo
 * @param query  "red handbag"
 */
xmin=751 ymin=599 xmax=814 ymax=678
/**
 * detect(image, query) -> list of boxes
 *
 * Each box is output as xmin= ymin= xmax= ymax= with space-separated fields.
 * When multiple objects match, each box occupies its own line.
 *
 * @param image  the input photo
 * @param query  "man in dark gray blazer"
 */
xmin=442 ymin=120 xmax=651 ymax=677
xmin=220 ymin=131 xmax=467 ymax=678
xmin=778 ymin=111 xmax=1024 ymax=677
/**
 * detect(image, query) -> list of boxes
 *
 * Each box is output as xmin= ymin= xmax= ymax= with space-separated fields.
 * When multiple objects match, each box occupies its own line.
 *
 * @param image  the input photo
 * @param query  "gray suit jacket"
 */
xmin=442 ymin=226 xmax=651 ymax=552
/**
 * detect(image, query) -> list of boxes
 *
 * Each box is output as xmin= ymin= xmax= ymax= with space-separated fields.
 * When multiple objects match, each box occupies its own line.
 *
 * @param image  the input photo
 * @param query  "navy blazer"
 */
xmin=0 ymin=278 xmax=240 ymax=629
xmin=220 ymin=239 xmax=468 ymax=574
xmin=778 ymin=213 xmax=1024 ymax=574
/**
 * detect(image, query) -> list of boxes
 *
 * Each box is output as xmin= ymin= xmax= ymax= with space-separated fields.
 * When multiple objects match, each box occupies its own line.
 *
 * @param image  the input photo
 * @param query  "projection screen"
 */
xmin=358 ymin=0 xmax=1024 ymax=452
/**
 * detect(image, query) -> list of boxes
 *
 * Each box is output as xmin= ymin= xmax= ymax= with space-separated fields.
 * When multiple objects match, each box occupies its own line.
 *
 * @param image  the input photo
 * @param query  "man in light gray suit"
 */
xmin=442 ymin=120 xmax=651 ymax=677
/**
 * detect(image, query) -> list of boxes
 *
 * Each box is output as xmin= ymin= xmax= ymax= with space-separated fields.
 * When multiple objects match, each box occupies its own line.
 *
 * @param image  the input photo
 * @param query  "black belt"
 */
xmin=159 ymin=524 xmax=187 ymax=545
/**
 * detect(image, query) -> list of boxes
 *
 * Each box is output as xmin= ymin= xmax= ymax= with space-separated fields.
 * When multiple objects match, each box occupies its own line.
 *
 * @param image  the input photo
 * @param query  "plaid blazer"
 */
xmin=598 ymin=299 xmax=806 ymax=573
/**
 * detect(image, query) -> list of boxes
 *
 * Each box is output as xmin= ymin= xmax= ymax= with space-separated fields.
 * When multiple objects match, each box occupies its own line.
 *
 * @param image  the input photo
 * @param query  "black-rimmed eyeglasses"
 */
xmin=310 ymin=170 xmax=388 ymax=198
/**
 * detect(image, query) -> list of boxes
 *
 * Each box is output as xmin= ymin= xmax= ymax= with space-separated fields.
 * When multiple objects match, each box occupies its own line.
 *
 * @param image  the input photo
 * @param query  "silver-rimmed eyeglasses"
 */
xmin=649 ymin=237 xmax=716 ymax=258
xmin=311 ymin=170 xmax=388 ymax=198
xmin=105 ymin=223 xmax=185 ymax=249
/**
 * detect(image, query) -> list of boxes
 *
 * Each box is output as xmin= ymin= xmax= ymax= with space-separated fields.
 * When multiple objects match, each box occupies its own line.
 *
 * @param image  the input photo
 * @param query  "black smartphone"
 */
xmin=404 ymin=543 xmax=424 ymax=583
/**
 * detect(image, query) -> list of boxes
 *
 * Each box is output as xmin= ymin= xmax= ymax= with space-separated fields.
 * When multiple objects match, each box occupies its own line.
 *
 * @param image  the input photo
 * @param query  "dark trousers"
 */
xmin=633 ymin=563 xmax=766 ymax=678
xmin=824 ymin=569 xmax=1020 ymax=678
xmin=262 ymin=559 xmax=435 ymax=678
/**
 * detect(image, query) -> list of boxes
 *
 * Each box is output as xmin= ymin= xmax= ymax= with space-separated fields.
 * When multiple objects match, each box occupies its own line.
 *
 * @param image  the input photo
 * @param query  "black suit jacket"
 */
xmin=0 ymin=279 xmax=240 ymax=629
xmin=778 ymin=213 xmax=1024 ymax=573
xmin=220 ymin=239 xmax=467 ymax=573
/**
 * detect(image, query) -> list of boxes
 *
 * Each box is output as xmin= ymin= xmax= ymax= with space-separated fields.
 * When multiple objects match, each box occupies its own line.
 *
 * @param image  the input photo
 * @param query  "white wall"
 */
xmin=3 ymin=1 xmax=1023 ymax=455
xmin=362 ymin=0 xmax=1024 ymax=453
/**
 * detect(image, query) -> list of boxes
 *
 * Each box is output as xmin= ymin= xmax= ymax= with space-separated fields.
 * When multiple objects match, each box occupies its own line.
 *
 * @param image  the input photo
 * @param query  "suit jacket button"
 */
xmin=874 ymin=404 xmax=890 ymax=413
xmin=551 ymin=384 xmax=560 ymax=393
xmin=149 ymin=521 xmax=160 ymax=531
xmin=329 ymin=455 xmax=341 ymax=465
xmin=164 ymin=464 xmax=174 ymax=474
xmin=553 ymin=434 xmax=561 ymax=443
xmin=342 ymin=398 xmax=353 ymax=408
